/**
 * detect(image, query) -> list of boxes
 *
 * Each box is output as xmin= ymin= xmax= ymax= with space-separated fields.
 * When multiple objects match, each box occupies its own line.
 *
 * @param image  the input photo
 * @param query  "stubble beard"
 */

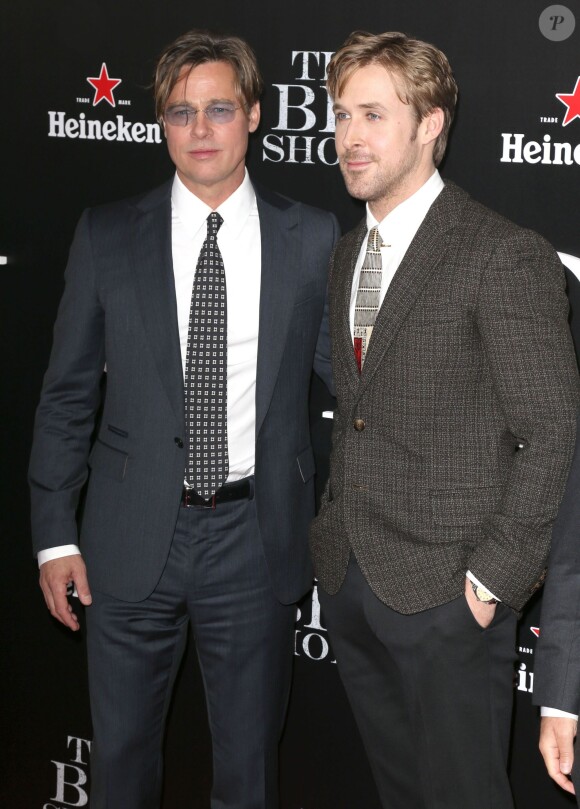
xmin=339 ymin=129 xmax=420 ymax=211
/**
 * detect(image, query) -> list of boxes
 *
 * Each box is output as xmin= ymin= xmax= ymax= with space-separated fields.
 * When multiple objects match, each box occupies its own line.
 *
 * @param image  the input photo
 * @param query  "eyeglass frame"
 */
xmin=162 ymin=102 xmax=245 ymax=127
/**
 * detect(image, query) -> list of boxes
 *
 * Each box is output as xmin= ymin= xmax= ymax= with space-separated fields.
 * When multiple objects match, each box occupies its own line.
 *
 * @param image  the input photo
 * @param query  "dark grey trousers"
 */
xmin=320 ymin=554 xmax=518 ymax=809
xmin=86 ymin=491 xmax=296 ymax=809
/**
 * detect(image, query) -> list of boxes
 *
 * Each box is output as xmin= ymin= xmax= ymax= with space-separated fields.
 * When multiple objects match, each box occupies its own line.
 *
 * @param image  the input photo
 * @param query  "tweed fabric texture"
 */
xmin=310 ymin=182 xmax=580 ymax=614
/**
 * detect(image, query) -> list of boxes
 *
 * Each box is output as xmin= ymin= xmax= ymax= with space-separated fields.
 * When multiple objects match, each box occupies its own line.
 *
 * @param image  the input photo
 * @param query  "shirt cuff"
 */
xmin=37 ymin=545 xmax=81 ymax=568
xmin=541 ymin=707 xmax=579 ymax=720
xmin=466 ymin=570 xmax=501 ymax=602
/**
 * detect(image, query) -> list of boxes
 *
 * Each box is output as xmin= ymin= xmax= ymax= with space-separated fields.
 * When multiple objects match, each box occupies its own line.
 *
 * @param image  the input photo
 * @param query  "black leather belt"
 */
xmin=181 ymin=477 xmax=253 ymax=509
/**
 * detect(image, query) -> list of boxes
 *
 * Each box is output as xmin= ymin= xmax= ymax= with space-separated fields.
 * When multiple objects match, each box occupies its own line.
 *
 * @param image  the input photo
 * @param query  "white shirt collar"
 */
xmin=366 ymin=170 xmax=445 ymax=243
xmin=171 ymin=169 xmax=257 ymax=238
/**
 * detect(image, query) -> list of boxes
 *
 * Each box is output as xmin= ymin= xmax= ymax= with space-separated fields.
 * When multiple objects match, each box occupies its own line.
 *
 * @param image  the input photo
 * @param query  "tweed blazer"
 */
xmin=310 ymin=181 xmax=579 ymax=614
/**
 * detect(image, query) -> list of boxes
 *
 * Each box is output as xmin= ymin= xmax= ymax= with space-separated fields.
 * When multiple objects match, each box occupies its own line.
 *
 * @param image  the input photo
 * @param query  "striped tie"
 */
xmin=353 ymin=226 xmax=382 ymax=372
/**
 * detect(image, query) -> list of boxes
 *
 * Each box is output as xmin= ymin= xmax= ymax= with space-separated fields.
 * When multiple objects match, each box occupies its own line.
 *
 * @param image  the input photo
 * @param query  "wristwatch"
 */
xmin=471 ymin=581 xmax=498 ymax=604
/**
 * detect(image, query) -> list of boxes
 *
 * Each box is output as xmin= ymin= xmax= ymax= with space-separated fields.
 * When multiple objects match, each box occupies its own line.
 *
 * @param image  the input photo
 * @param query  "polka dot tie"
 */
xmin=184 ymin=212 xmax=228 ymax=499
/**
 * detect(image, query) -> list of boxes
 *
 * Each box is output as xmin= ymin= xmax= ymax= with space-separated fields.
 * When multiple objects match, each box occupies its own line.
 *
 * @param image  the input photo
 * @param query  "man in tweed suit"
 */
xmin=310 ymin=31 xmax=579 ymax=809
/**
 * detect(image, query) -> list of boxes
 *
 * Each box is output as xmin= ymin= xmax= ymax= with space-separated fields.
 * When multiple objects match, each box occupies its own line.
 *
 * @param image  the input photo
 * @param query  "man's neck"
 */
xmin=176 ymin=167 xmax=247 ymax=210
xmin=369 ymin=166 xmax=437 ymax=222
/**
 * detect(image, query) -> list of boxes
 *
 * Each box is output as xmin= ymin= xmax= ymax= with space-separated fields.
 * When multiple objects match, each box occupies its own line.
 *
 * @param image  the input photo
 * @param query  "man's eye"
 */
xmin=174 ymin=108 xmax=191 ymax=118
xmin=210 ymin=106 xmax=233 ymax=115
xmin=367 ymin=112 xmax=380 ymax=121
xmin=335 ymin=112 xmax=349 ymax=121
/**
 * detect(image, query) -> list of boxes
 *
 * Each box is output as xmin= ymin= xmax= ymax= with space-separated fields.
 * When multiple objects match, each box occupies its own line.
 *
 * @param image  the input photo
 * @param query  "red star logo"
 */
xmin=86 ymin=63 xmax=122 ymax=107
xmin=556 ymin=77 xmax=580 ymax=126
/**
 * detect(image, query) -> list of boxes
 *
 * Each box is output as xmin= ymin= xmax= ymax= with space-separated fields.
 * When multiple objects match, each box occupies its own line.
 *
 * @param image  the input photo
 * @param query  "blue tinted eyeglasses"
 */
xmin=163 ymin=103 xmax=242 ymax=126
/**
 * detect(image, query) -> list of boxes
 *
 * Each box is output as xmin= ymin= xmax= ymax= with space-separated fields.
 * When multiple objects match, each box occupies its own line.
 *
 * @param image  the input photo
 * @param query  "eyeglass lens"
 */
xmin=164 ymin=104 xmax=239 ymax=126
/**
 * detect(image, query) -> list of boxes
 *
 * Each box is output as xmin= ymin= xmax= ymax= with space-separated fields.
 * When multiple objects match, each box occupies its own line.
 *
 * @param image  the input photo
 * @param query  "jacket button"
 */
xmin=353 ymin=418 xmax=365 ymax=432
xmin=529 ymin=568 xmax=547 ymax=593
xmin=174 ymin=437 xmax=184 ymax=448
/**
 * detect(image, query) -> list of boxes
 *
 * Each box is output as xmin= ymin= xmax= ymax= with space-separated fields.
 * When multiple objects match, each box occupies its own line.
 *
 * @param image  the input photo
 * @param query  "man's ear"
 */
xmin=248 ymin=102 xmax=261 ymax=133
xmin=421 ymin=107 xmax=444 ymax=145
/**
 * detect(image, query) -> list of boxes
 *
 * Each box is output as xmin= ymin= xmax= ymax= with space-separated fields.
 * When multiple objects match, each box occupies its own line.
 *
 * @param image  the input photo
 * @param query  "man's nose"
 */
xmin=190 ymin=110 xmax=211 ymax=137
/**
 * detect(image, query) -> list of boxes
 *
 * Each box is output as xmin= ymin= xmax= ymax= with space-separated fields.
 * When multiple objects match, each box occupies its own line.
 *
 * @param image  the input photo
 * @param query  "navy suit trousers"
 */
xmin=85 ymin=486 xmax=296 ymax=809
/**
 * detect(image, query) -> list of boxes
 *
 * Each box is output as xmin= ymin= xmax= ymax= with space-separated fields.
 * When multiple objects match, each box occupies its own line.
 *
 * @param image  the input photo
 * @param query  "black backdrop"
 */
xmin=2 ymin=1 xmax=580 ymax=806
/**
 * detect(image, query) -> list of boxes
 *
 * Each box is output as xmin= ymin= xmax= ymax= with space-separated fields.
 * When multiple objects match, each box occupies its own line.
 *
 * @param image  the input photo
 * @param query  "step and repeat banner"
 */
xmin=2 ymin=0 xmax=580 ymax=806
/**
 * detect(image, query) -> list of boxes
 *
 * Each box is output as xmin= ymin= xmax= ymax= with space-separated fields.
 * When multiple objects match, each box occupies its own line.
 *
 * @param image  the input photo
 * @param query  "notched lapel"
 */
xmin=359 ymin=185 xmax=464 ymax=393
xmin=130 ymin=189 xmax=184 ymax=424
xmin=333 ymin=221 xmax=367 ymax=396
xmin=255 ymin=194 xmax=301 ymax=435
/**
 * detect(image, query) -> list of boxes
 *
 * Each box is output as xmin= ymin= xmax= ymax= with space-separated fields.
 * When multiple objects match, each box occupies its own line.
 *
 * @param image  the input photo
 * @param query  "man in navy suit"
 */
xmin=29 ymin=29 xmax=338 ymax=809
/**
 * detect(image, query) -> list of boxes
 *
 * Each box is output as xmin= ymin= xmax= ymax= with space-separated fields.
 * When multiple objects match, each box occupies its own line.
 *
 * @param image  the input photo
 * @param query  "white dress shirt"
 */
xmin=348 ymin=170 xmax=444 ymax=334
xmin=38 ymin=170 xmax=261 ymax=565
xmin=541 ymin=707 xmax=578 ymax=719
xmin=173 ymin=170 xmax=260 ymax=483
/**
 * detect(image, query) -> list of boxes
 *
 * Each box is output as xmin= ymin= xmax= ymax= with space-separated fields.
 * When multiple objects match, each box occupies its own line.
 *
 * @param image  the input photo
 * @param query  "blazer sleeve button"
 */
xmin=174 ymin=437 xmax=184 ymax=448
xmin=353 ymin=418 xmax=365 ymax=432
xmin=529 ymin=567 xmax=548 ymax=593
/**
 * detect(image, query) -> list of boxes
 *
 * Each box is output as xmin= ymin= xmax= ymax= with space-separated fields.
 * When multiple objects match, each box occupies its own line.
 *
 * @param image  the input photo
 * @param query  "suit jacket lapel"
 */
xmin=130 ymin=181 xmax=184 ymax=425
xmin=358 ymin=183 xmax=467 ymax=395
xmin=129 ymin=180 xmax=306 ymax=439
xmin=255 ymin=189 xmax=301 ymax=436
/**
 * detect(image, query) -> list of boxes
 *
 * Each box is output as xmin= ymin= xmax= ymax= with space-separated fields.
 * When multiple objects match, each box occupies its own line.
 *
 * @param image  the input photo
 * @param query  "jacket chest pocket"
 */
xmin=88 ymin=439 xmax=129 ymax=481
xmin=431 ymin=486 xmax=502 ymax=526
xmin=297 ymin=445 xmax=315 ymax=483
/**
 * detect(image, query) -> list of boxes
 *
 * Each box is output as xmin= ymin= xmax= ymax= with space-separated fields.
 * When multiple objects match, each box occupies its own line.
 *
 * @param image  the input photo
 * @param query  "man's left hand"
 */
xmin=539 ymin=715 xmax=577 ymax=794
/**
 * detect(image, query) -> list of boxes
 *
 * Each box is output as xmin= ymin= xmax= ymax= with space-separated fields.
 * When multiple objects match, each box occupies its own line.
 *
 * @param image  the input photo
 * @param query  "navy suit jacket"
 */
xmin=29 ymin=178 xmax=339 ymax=604
xmin=534 ymin=409 xmax=580 ymax=714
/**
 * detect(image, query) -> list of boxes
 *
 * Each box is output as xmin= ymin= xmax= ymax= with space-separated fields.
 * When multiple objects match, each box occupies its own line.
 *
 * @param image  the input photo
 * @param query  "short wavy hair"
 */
xmin=154 ymin=29 xmax=263 ymax=122
xmin=327 ymin=31 xmax=458 ymax=166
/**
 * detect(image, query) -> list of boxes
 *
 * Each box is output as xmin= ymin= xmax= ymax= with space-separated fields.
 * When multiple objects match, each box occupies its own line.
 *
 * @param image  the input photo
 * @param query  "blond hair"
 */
xmin=328 ymin=31 xmax=458 ymax=166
